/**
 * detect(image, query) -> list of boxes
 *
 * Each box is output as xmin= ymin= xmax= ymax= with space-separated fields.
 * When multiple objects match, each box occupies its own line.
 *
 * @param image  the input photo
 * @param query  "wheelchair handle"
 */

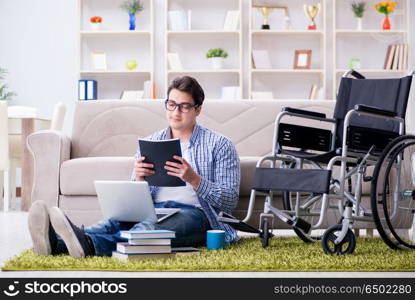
xmin=342 ymin=69 xmax=365 ymax=79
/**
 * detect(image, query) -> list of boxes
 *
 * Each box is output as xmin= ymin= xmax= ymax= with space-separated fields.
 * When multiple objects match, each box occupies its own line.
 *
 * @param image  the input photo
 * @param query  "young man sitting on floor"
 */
xmin=27 ymin=76 xmax=241 ymax=258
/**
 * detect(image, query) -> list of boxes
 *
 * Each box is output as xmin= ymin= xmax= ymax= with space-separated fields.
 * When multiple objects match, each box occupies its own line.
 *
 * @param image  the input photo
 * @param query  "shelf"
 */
xmin=80 ymin=70 xmax=151 ymax=75
xmin=336 ymin=30 xmax=406 ymax=35
xmin=167 ymin=30 xmax=240 ymax=35
xmin=251 ymin=30 xmax=323 ymax=35
xmin=335 ymin=69 xmax=409 ymax=73
xmin=81 ymin=31 xmax=151 ymax=36
xmin=167 ymin=69 xmax=241 ymax=74
xmin=252 ymin=69 xmax=324 ymax=74
xmin=247 ymin=98 xmax=336 ymax=102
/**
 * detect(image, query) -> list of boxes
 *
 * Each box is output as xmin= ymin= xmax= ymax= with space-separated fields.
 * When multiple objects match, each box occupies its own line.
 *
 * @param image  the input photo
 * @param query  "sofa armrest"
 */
xmin=27 ymin=130 xmax=71 ymax=208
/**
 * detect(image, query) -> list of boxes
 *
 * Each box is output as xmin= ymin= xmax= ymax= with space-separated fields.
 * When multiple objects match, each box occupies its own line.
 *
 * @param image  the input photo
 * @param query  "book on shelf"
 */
xmin=138 ymin=138 xmax=185 ymax=187
xmin=78 ymin=80 xmax=87 ymax=100
xmin=383 ymin=45 xmax=392 ymax=69
xmin=392 ymin=44 xmax=400 ymax=70
xmin=168 ymin=10 xmax=190 ymax=31
xmin=79 ymin=80 xmax=97 ymax=100
xmin=403 ymin=44 xmax=408 ymax=70
xmin=112 ymin=251 xmax=175 ymax=261
xmin=143 ymin=80 xmax=156 ymax=99
xmin=252 ymin=50 xmax=272 ymax=69
xmin=120 ymin=90 xmax=144 ymax=101
xmin=128 ymin=238 xmax=172 ymax=246
xmin=251 ymin=91 xmax=273 ymax=99
xmin=120 ymin=229 xmax=176 ymax=240
xmin=117 ymin=242 xmax=172 ymax=254
xmin=221 ymin=86 xmax=241 ymax=100
xmin=384 ymin=44 xmax=396 ymax=70
xmin=309 ymin=84 xmax=319 ymax=100
xmin=317 ymin=87 xmax=325 ymax=100
xmin=223 ymin=10 xmax=239 ymax=30
xmin=167 ymin=53 xmax=183 ymax=70
xmin=398 ymin=43 xmax=405 ymax=70
xmin=86 ymin=80 xmax=97 ymax=100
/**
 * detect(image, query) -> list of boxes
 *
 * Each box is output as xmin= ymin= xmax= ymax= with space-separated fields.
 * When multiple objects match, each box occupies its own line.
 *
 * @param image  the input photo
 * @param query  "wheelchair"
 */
xmin=236 ymin=70 xmax=415 ymax=254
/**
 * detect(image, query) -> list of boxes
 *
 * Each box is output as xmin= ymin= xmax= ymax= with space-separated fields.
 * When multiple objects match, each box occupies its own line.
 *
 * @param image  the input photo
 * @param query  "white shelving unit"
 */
xmin=333 ymin=0 xmax=410 ymax=99
xmin=165 ymin=0 xmax=242 ymax=99
xmin=78 ymin=0 xmax=154 ymax=99
xmin=74 ymin=0 xmax=412 ymax=102
xmin=248 ymin=0 xmax=327 ymax=100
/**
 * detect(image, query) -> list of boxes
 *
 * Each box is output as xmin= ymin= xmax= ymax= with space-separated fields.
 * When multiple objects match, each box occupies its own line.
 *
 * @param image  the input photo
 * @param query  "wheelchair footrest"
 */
xmin=217 ymin=212 xmax=261 ymax=234
xmin=252 ymin=168 xmax=332 ymax=194
xmin=292 ymin=217 xmax=311 ymax=234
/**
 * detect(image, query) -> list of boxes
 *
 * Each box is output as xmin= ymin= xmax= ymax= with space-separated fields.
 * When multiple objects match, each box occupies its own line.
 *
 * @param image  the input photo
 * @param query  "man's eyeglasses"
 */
xmin=165 ymin=99 xmax=199 ymax=113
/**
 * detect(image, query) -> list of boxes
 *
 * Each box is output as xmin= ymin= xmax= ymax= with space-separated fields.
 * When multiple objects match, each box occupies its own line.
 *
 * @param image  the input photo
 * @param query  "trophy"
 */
xmin=304 ymin=3 xmax=321 ymax=30
xmin=253 ymin=5 xmax=289 ymax=30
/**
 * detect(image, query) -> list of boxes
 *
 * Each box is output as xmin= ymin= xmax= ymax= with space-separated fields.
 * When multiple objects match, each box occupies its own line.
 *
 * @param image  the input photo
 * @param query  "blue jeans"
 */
xmin=55 ymin=201 xmax=211 ymax=257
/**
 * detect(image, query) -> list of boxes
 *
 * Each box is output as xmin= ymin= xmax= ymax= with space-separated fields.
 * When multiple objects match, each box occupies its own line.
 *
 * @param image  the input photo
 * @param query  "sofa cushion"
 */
xmin=61 ymin=156 xmax=265 ymax=197
xmin=60 ymin=157 xmax=134 ymax=195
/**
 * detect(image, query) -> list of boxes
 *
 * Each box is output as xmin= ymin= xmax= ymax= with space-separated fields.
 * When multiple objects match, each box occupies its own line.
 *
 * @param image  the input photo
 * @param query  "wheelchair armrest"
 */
xmin=282 ymin=107 xmax=326 ymax=119
xmin=354 ymin=104 xmax=397 ymax=118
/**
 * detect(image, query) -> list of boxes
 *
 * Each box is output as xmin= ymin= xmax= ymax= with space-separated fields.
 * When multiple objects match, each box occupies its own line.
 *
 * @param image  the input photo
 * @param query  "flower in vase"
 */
xmin=90 ymin=16 xmax=102 ymax=23
xmin=373 ymin=1 xmax=397 ymax=15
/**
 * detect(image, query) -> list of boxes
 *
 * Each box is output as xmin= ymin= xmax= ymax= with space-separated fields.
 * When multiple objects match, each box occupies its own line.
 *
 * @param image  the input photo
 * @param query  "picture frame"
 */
xmin=293 ymin=50 xmax=312 ymax=69
xmin=91 ymin=51 xmax=107 ymax=71
xmin=252 ymin=50 xmax=272 ymax=69
xmin=167 ymin=53 xmax=183 ymax=70
xmin=223 ymin=10 xmax=240 ymax=30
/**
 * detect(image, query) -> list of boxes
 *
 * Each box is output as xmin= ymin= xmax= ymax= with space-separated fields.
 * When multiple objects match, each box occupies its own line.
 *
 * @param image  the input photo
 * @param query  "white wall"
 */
xmin=1 ymin=0 xmax=415 ymax=135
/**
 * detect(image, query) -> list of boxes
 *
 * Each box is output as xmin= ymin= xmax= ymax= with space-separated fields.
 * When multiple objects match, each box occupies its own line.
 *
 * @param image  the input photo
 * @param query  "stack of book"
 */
xmin=112 ymin=230 xmax=176 ymax=261
xmin=383 ymin=44 xmax=409 ymax=70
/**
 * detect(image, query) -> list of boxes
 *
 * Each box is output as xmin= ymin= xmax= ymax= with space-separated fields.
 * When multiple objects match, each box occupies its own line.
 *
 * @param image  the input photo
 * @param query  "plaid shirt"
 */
xmin=131 ymin=123 xmax=241 ymax=244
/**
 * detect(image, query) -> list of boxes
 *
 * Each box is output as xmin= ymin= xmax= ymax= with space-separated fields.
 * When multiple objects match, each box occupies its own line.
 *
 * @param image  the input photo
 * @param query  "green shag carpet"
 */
xmin=2 ymin=237 xmax=415 ymax=272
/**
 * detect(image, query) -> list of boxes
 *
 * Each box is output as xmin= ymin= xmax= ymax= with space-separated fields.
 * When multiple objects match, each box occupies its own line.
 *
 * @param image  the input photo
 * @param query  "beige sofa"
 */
xmin=28 ymin=99 xmax=363 ymax=230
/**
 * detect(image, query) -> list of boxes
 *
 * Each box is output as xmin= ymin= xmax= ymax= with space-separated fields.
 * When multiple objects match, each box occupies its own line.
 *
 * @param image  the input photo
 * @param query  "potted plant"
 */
xmin=120 ymin=0 xmax=144 ymax=31
xmin=351 ymin=2 xmax=366 ymax=30
xmin=90 ymin=16 xmax=102 ymax=31
xmin=373 ymin=1 xmax=397 ymax=30
xmin=206 ymin=48 xmax=228 ymax=69
xmin=0 ymin=68 xmax=16 ymax=101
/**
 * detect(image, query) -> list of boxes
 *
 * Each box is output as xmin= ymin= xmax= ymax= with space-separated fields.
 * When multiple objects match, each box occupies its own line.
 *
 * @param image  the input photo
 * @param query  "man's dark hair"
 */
xmin=167 ymin=76 xmax=205 ymax=106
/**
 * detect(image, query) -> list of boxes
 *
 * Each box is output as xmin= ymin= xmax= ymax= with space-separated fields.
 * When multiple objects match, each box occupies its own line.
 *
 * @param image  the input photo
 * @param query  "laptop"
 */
xmin=94 ymin=180 xmax=180 ymax=223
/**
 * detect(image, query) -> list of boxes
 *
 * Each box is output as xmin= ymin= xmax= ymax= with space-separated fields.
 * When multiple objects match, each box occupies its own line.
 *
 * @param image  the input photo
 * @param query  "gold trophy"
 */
xmin=253 ymin=5 xmax=289 ymax=30
xmin=304 ymin=3 xmax=320 ymax=30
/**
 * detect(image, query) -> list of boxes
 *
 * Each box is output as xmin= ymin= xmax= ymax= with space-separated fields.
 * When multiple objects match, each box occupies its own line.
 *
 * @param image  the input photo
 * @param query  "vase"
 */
xmin=210 ymin=57 xmax=224 ymax=69
xmin=129 ymin=13 xmax=136 ymax=30
xmin=90 ymin=23 xmax=101 ymax=31
xmin=356 ymin=18 xmax=362 ymax=31
xmin=382 ymin=15 xmax=391 ymax=30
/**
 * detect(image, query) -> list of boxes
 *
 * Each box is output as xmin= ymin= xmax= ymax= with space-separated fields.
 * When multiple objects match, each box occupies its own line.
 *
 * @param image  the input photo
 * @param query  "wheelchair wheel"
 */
xmin=371 ymin=135 xmax=415 ymax=250
xmin=261 ymin=219 xmax=270 ymax=248
xmin=321 ymin=224 xmax=356 ymax=255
